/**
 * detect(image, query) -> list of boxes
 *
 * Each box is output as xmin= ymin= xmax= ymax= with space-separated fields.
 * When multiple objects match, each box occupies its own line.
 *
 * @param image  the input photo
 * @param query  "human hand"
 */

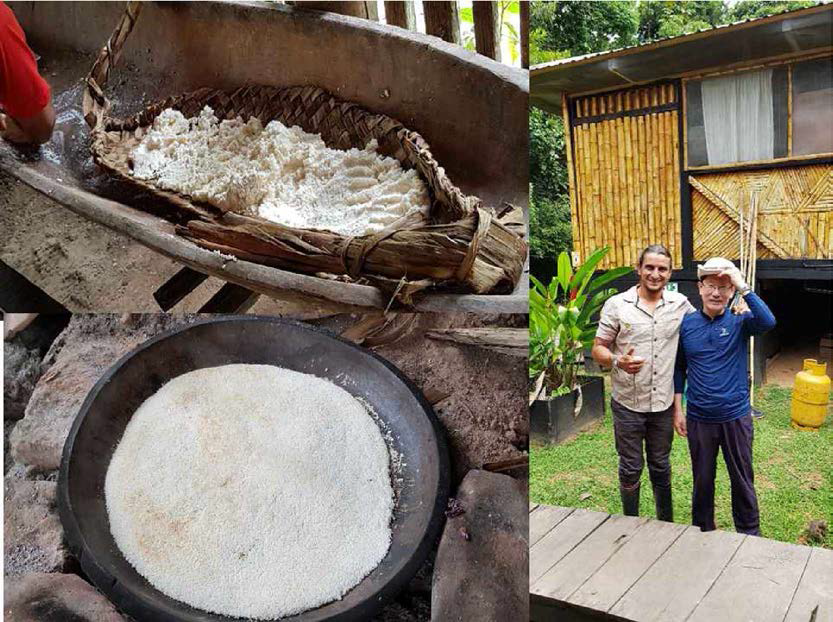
xmin=0 ymin=113 xmax=29 ymax=144
xmin=674 ymin=407 xmax=687 ymax=437
xmin=718 ymin=265 xmax=748 ymax=291
xmin=617 ymin=347 xmax=645 ymax=374
xmin=731 ymin=295 xmax=750 ymax=315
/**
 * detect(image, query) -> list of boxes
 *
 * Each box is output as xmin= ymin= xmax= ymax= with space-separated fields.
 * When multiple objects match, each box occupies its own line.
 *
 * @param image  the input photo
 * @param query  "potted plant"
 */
xmin=529 ymin=247 xmax=631 ymax=444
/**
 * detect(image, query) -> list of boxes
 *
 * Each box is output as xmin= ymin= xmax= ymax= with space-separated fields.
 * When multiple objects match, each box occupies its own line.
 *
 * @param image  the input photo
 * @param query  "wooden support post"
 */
xmin=472 ymin=0 xmax=501 ymax=62
xmin=154 ymin=266 xmax=209 ymax=311
xmin=384 ymin=1 xmax=415 ymax=30
xmin=199 ymin=283 xmax=261 ymax=314
xmin=520 ymin=0 xmax=529 ymax=68
xmin=289 ymin=1 xmax=378 ymax=20
xmin=562 ymin=94 xmax=580 ymax=264
xmin=423 ymin=1 xmax=461 ymax=45
xmin=0 ymin=260 xmax=67 ymax=313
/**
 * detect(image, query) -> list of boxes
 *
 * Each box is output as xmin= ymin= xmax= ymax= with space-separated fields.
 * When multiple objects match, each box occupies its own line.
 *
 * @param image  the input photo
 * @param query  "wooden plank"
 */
xmin=688 ymin=535 xmax=811 ymax=622
xmin=533 ymin=514 xmax=648 ymax=601
xmin=530 ymin=506 xmax=575 ymax=548
xmin=672 ymin=109 xmax=682 ymax=265
xmin=569 ymin=519 xmax=687 ymax=613
xmin=530 ymin=509 xmax=609 ymax=585
xmin=384 ymin=1 xmax=415 ymax=30
xmin=520 ymin=0 xmax=528 ymax=69
xmin=788 ymin=64 xmax=793 ymax=156
xmin=529 ymin=502 xmax=539 ymax=513
xmin=472 ymin=1 xmax=500 ymax=62
xmin=562 ymin=94 xmax=580 ymax=262
xmin=198 ymin=283 xmax=261 ymax=314
xmin=425 ymin=327 xmax=528 ymax=356
xmin=423 ymin=1 xmax=460 ymax=45
xmin=610 ymin=526 xmax=746 ymax=622
xmin=784 ymin=546 xmax=833 ymax=622
xmin=411 ymin=292 xmax=527 ymax=313
xmin=0 ymin=260 xmax=68 ymax=313
xmin=153 ymin=266 xmax=209 ymax=311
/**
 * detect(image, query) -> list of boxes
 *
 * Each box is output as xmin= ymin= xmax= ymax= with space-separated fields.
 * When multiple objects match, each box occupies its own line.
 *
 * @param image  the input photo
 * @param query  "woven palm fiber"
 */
xmin=82 ymin=2 xmax=526 ymax=300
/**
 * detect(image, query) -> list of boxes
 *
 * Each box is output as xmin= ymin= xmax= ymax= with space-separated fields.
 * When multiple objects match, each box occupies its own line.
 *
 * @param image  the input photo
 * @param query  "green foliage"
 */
xmin=529 ymin=195 xmax=572 ymax=261
xmin=729 ymin=0 xmax=818 ymax=21
xmin=638 ymin=1 xmax=727 ymax=42
xmin=529 ymin=247 xmax=631 ymax=397
xmin=529 ymin=1 xmax=638 ymax=56
xmin=529 ymin=107 xmax=572 ymax=260
xmin=530 ymin=0 xmax=820 ymax=56
xmin=529 ymin=108 xmax=566 ymax=200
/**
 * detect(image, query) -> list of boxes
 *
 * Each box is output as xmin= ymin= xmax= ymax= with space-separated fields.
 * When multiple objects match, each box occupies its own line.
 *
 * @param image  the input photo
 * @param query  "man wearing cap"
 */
xmin=674 ymin=257 xmax=776 ymax=536
xmin=592 ymin=245 xmax=694 ymax=521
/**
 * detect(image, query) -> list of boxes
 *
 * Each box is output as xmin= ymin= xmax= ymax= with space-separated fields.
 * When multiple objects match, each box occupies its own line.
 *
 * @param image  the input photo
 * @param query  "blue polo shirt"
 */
xmin=674 ymin=292 xmax=776 ymax=423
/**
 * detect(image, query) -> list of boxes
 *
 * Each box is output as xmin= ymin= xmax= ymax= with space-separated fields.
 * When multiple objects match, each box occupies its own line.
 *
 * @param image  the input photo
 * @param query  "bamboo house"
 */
xmin=531 ymin=4 xmax=833 ymax=383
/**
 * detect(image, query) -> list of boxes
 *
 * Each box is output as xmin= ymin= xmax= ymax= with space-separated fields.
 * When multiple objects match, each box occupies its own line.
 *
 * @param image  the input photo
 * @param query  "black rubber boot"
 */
xmin=620 ymin=484 xmax=640 ymax=517
xmin=653 ymin=484 xmax=674 ymax=522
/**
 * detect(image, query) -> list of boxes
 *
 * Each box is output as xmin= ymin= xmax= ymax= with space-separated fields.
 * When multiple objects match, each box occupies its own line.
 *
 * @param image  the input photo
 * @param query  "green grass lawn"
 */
xmin=530 ymin=385 xmax=833 ymax=548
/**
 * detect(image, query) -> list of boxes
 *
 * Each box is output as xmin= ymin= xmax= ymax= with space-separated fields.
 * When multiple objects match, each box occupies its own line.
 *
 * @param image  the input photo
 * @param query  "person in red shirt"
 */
xmin=0 ymin=2 xmax=54 ymax=144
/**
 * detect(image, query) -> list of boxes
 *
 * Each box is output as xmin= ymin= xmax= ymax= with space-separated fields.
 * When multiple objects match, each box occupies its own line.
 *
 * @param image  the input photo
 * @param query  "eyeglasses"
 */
xmin=701 ymin=284 xmax=732 ymax=295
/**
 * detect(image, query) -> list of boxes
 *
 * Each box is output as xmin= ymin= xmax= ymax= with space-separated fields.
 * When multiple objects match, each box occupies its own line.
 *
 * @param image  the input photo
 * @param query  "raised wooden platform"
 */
xmin=530 ymin=504 xmax=832 ymax=622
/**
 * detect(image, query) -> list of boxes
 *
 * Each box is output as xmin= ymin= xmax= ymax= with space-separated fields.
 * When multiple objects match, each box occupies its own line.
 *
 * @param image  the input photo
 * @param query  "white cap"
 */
xmin=697 ymin=257 xmax=735 ymax=280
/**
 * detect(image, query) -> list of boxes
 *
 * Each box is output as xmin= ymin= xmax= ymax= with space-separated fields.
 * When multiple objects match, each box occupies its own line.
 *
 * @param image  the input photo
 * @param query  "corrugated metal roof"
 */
xmin=532 ymin=1 xmax=831 ymax=73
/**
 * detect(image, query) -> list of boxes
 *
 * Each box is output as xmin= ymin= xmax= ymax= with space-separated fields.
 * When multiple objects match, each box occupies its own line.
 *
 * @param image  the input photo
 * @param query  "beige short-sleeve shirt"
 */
xmin=596 ymin=286 xmax=695 ymax=413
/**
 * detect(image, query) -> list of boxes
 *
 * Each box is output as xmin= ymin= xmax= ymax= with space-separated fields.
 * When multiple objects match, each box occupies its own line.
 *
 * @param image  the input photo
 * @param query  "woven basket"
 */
xmin=82 ymin=2 xmax=527 ymax=299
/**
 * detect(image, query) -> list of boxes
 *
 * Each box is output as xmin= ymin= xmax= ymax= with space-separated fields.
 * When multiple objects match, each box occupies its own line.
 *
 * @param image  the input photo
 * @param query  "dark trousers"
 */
xmin=687 ymin=415 xmax=760 ymax=536
xmin=611 ymin=399 xmax=674 ymax=490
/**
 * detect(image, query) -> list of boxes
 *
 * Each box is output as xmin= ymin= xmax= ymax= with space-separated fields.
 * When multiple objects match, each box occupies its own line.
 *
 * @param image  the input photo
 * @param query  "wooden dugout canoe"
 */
xmin=1 ymin=1 xmax=529 ymax=312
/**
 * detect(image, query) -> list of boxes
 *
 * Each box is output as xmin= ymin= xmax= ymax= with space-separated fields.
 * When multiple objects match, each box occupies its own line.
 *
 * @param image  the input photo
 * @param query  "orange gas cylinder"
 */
xmin=790 ymin=359 xmax=831 ymax=430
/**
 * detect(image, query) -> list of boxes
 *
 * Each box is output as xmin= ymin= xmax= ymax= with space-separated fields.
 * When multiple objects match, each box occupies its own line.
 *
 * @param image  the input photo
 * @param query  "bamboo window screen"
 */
xmin=566 ymin=84 xmax=682 ymax=270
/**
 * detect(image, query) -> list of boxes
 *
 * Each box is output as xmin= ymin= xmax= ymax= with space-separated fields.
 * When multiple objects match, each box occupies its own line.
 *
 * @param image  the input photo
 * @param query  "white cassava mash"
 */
xmin=105 ymin=364 xmax=394 ymax=619
xmin=130 ymin=106 xmax=431 ymax=236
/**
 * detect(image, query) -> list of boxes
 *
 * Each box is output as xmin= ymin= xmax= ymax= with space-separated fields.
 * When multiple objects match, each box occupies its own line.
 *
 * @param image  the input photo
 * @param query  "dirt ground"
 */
xmin=0 ymin=170 xmax=340 ymax=317
xmin=766 ymin=338 xmax=832 ymax=388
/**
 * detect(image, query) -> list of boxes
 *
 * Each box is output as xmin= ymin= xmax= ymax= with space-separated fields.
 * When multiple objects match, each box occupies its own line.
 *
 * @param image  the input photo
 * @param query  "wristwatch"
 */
xmin=611 ymin=354 xmax=620 ymax=369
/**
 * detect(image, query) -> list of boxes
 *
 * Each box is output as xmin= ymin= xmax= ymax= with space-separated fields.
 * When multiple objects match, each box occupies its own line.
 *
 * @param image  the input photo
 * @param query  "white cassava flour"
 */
xmin=130 ymin=106 xmax=431 ymax=236
xmin=105 ymin=364 xmax=394 ymax=619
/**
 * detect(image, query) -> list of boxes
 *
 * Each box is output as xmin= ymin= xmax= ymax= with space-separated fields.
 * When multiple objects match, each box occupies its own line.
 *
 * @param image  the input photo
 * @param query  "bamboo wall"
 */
xmin=567 ymin=84 xmax=682 ymax=270
xmin=691 ymin=164 xmax=833 ymax=260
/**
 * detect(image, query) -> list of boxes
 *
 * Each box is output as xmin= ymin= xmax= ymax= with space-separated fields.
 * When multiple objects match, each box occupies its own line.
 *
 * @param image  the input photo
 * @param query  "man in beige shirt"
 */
xmin=592 ymin=245 xmax=694 ymax=521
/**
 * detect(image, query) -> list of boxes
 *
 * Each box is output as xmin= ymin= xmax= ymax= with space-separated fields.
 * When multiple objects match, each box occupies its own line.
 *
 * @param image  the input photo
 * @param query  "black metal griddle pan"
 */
xmin=58 ymin=316 xmax=450 ymax=622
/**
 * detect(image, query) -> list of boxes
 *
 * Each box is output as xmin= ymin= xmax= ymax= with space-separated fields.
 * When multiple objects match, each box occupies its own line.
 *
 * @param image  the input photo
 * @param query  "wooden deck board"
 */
xmin=533 ymin=514 xmax=648 ymax=601
xmin=609 ymin=526 xmax=745 ymax=622
xmin=784 ymin=547 xmax=833 ymax=622
xmin=530 ymin=508 xmax=608 ymax=585
xmin=687 ymin=535 xmax=811 ymax=622
xmin=531 ymin=504 xmax=829 ymax=622
xmin=529 ymin=506 xmax=574 ymax=548
xmin=569 ymin=518 xmax=687 ymax=613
